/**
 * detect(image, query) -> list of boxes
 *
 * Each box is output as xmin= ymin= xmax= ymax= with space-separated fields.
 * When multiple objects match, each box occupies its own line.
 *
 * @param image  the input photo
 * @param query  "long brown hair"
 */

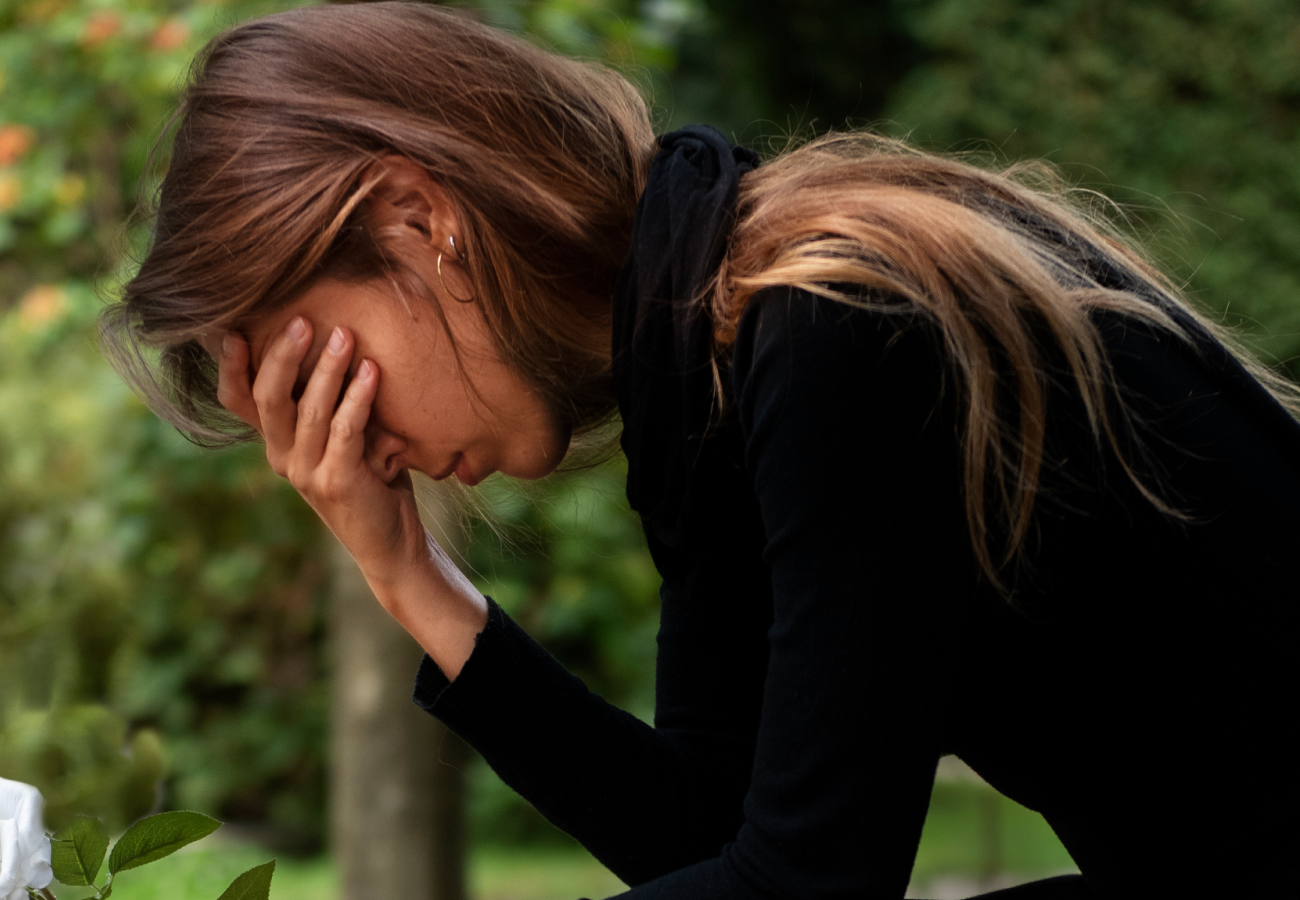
xmin=710 ymin=133 xmax=1300 ymax=590
xmin=102 ymin=1 xmax=654 ymax=443
xmin=103 ymin=2 xmax=1298 ymax=591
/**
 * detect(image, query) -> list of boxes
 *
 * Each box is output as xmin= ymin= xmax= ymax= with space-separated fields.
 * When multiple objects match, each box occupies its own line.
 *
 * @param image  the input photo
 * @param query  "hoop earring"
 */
xmin=437 ymin=239 xmax=475 ymax=303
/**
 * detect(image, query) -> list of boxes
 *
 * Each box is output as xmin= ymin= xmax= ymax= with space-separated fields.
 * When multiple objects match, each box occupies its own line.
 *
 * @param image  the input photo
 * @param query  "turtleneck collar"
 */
xmin=612 ymin=124 xmax=760 ymax=546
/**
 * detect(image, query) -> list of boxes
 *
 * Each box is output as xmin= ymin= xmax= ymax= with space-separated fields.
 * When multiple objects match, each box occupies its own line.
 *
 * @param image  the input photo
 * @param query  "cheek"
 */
xmin=367 ymin=390 xmax=414 ymax=438
xmin=369 ymin=370 xmax=455 ymax=439
xmin=386 ymin=328 xmax=463 ymax=401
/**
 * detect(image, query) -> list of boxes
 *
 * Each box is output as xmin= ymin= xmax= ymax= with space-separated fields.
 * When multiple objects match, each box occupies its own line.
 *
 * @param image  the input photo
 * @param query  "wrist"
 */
xmin=343 ymin=501 xmax=434 ymax=603
xmin=361 ymin=531 xmax=488 ymax=680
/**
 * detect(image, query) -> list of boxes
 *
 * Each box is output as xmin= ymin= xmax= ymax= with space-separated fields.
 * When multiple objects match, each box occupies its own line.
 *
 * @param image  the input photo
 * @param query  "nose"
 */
xmin=364 ymin=422 xmax=408 ymax=484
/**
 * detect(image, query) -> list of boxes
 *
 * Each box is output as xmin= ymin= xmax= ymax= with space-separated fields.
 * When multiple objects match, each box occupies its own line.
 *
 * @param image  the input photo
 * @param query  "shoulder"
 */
xmin=729 ymin=285 xmax=952 ymax=446
xmin=724 ymin=285 xmax=977 ymax=601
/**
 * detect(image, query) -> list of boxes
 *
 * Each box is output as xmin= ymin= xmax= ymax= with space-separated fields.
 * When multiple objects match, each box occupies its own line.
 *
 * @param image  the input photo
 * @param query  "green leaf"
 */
xmin=51 ymin=815 xmax=109 ymax=886
xmin=215 ymin=861 xmax=276 ymax=900
xmin=107 ymin=811 xmax=222 ymax=874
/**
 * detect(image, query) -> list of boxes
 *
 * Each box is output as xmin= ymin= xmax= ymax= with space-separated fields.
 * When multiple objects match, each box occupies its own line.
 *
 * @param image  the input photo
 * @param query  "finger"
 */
xmin=295 ymin=326 xmax=355 ymax=466
xmin=320 ymin=358 xmax=379 ymax=482
xmin=251 ymin=316 xmax=312 ymax=452
xmin=215 ymin=332 xmax=262 ymax=433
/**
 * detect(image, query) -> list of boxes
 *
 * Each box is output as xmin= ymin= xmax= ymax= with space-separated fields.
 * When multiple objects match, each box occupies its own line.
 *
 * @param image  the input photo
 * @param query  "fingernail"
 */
xmin=327 ymin=327 xmax=346 ymax=355
xmin=357 ymin=359 xmax=375 ymax=381
xmin=221 ymin=333 xmax=234 ymax=357
xmin=287 ymin=317 xmax=307 ymax=341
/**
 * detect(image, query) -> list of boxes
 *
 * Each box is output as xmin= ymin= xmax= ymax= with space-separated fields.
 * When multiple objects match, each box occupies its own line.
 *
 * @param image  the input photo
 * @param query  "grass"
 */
xmin=48 ymin=847 xmax=332 ymax=894
xmin=471 ymin=847 xmax=626 ymax=900
xmin=909 ymin=781 xmax=1079 ymax=897
xmin=48 ymin=847 xmax=334 ymax=900
xmin=49 ymin=778 xmax=1075 ymax=900
xmin=48 ymin=843 xmax=626 ymax=900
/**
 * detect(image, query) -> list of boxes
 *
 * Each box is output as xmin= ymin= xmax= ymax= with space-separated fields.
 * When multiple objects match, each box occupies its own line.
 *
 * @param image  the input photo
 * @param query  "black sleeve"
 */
xmin=589 ymin=288 xmax=959 ymax=898
xmin=413 ymin=489 xmax=775 ymax=886
xmin=419 ymin=287 xmax=974 ymax=898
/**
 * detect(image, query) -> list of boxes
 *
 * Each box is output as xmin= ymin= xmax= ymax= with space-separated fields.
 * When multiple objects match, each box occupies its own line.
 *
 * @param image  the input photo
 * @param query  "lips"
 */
xmin=429 ymin=453 xmax=460 ymax=482
xmin=428 ymin=452 xmax=486 ymax=486
xmin=454 ymin=454 xmax=484 ymax=486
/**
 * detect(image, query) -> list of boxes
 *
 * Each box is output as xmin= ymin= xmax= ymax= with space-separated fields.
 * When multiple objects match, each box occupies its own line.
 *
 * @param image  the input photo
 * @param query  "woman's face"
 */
xmin=241 ymin=276 xmax=571 ymax=486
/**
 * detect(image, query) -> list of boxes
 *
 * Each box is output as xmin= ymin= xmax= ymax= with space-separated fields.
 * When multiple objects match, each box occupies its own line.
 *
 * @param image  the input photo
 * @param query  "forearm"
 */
xmin=213 ymin=323 xmax=490 ymax=681
xmin=414 ymin=599 xmax=755 ymax=885
xmin=361 ymin=527 xmax=488 ymax=681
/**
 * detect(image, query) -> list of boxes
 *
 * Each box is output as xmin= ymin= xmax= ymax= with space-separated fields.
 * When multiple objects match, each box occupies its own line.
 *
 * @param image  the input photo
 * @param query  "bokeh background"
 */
xmin=2 ymin=1 xmax=1298 ymax=898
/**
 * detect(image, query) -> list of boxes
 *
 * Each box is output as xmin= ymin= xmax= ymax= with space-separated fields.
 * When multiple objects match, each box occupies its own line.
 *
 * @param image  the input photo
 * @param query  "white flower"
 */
xmin=0 ymin=777 xmax=53 ymax=900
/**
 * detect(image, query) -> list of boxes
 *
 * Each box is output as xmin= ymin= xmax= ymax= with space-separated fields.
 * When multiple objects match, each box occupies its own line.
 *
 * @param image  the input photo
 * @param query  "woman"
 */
xmin=102 ymin=3 xmax=1300 ymax=898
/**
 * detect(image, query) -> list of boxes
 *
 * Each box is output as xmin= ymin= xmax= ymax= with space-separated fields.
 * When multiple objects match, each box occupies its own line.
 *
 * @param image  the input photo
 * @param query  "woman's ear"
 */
xmin=363 ymin=155 xmax=460 ymax=248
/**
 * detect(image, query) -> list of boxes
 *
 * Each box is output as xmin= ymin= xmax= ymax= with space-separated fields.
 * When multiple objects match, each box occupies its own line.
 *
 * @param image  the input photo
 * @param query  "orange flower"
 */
xmin=151 ymin=18 xmax=189 ymax=52
xmin=19 ymin=285 xmax=68 ymax=329
xmin=81 ymin=11 xmax=120 ymax=47
xmin=0 ymin=125 xmax=34 ymax=166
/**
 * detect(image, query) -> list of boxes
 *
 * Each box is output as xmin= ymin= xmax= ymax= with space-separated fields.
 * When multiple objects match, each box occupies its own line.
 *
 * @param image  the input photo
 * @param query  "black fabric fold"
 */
xmin=612 ymin=124 xmax=759 ymax=550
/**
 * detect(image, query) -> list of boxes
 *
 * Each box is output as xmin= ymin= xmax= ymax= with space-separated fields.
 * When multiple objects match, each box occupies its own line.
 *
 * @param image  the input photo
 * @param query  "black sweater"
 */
xmin=414 ymin=129 xmax=1300 ymax=899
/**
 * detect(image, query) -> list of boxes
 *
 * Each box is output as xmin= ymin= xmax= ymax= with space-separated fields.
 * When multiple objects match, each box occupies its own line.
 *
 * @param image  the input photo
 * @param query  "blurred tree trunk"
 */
xmin=330 ymin=490 xmax=470 ymax=900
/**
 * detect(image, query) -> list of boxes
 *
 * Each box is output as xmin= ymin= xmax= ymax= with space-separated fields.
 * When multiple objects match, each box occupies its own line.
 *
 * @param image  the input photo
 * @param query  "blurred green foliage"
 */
xmin=0 ymin=706 xmax=163 ymax=833
xmin=0 ymin=0 xmax=673 ymax=850
xmin=881 ymin=0 xmax=1300 ymax=373
xmin=0 ymin=272 xmax=329 ymax=840
xmin=0 ymin=0 xmax=314 ymax=293
xmin=661 ymin=0 xmax=921 ymax=141
xmin=2 ymin=0 xmax=1299 ymax=875
xmin=0 ymin=0 xmax=333 ymax=841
